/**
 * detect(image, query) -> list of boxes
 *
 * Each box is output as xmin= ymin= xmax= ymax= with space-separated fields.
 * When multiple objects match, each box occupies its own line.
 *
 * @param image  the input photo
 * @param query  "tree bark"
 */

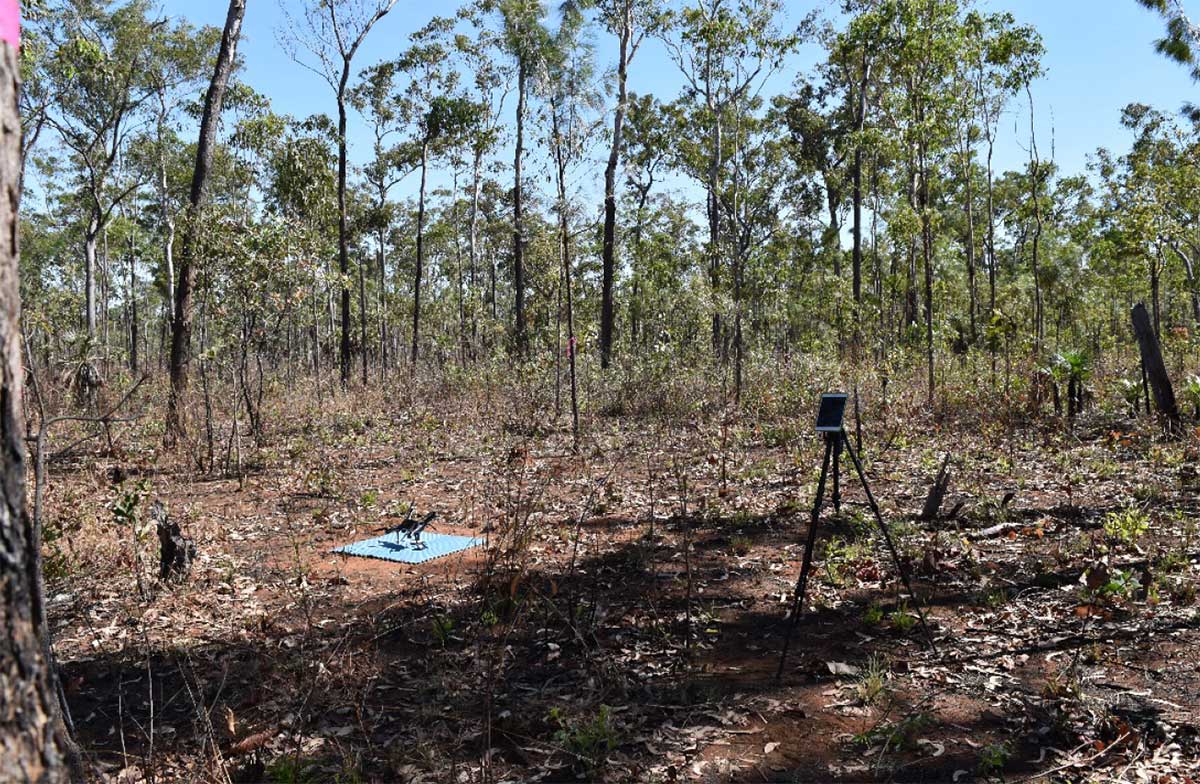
xmin=512 ymin=58 xmax=528 ymax=357
xmin=337 ymin=75 xmax=352 ymax=386
xmin=0 ymin=24 xmax=79 ymax=780
xmin=165 ymin=0 xmax=246 ymax=444
xmin=1131 ymin=302 xmax=1180 ymax=432
xmin=600 ymin=1 xmax=632 ymax=370
xmin=411 ymin=141 xmax=428 ymax=368
xmin=83 ymin=217 xmax=99 ymax=339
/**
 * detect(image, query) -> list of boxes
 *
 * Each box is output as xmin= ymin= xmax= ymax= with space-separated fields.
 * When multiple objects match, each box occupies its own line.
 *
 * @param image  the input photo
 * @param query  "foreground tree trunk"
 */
xmin=0 ymin=20 xmax=78 ymax=779
xmin=165 ymin=0 xmax=246 ymax=445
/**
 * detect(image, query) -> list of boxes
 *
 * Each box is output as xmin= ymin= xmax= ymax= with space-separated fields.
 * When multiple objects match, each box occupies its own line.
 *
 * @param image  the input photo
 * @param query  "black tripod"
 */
xmin=776 ymin=427 xmax=937 ymax=680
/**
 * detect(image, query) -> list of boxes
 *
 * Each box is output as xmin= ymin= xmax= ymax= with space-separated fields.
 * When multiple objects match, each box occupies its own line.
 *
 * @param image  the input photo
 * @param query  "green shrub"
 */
xmin=1103 ymin=507 xmax=1150 ymax=545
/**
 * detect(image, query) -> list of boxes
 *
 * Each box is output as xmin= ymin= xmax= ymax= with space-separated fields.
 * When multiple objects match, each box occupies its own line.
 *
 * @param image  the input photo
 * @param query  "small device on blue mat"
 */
xmin=333 ymin=531 xmax=484 ymax=564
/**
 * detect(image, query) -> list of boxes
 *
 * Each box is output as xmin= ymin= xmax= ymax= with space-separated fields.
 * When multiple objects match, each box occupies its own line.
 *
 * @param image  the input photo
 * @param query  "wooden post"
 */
xmin=1131 ymin=303 xmax=1181 ymax=433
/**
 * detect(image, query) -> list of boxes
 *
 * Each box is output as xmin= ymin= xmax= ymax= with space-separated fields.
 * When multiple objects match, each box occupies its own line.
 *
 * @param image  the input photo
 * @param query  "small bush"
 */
xmin=549 ymin=705 xmax=620 ymax=774
xmin=1103 ymin=507 xmax=1150 ymax=545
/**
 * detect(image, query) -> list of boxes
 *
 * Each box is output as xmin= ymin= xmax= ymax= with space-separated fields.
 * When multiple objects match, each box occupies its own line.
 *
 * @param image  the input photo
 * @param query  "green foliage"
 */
xmin=265 ymin=757 xmax=320 ymax=784
xmin=977 ymin=741 xmax=1011 ymax=776
xmin=855 ymin=654 xmax=890 ymax=706
xmin=889 ymin=603 xmax=916 ymax=633
xmin=1103 ymin=507 xmax=1151 ymax=545
xmin=110 ymin=480 xmax=152 ymax=540
xmin=549 ymin=705 xmax=620 ymax=774
xmin=431 ymin=615 xmax=455 ymax=647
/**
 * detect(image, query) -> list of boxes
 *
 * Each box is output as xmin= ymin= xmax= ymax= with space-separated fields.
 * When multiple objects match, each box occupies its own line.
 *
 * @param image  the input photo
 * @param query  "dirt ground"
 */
xmin=40 ymin=376 xmax=1200 ymax=783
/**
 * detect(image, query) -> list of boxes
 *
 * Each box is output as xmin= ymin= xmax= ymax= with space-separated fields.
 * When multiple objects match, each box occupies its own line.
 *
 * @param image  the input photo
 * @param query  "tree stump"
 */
xmin=153 ymin=501 xmax=195 ymax=581
xmin=920 ymin=454 xmax=952 ymax=521
xmin=1131 ymin=303 xmax=1181 ymax=433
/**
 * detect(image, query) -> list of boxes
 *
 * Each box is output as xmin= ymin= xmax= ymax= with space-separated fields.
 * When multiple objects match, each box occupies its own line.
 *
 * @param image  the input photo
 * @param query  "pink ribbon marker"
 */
xmin=0 ymin=0 xmax=19 ymax=50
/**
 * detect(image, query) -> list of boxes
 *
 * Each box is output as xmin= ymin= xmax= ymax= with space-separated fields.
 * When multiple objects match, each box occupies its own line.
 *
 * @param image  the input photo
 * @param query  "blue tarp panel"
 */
xmin=332 ymin=532 xmax=484 ymax=564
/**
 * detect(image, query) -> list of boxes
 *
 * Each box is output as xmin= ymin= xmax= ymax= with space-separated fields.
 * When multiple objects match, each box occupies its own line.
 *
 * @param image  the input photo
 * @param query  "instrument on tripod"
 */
xmin=776 ymin=394 xmax=937 ymax=681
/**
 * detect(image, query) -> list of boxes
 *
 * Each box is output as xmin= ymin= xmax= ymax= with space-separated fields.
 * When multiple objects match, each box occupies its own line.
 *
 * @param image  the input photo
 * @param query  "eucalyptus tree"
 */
xmin=42 ymin=0 xmax=172 ymax=342
xmin=395 ymin=29 xmax=482 ymax=368
xmin=621 ymin=92 xmax=671 ymax=347
xmin=267 ymin=115 xmax=339 ymax=390
xmin=967 ymin=11 xmax=1043 ymax=324
xmin=542 ymin=0 xmax=601 ymax=443
xmin=18 ymin=0 xmax=61 ymax=192
xmin=596 ymin=0 xmax=663 ymax=369
xmin=494 ymin=0 xmax=550 ymax=357
xmin=726 ymin=105 xmax=789 ymax=402
xmin=452 ymin=8 xmax=509 ymax=357
xmin=662 ymin=0 xmax=802 ymax=358
xmin=776 ymin=75 xmax=852 ymax=348
xmin=165 ymin=0 xmax=245 ymax=445
xmin=1098 ymin=105 xmax=1197 ymax=333
xmin=349 ymin=60 xmax=410 ymax=376
xmin=829 ymin=0 xmax=896 ymax=344
xmin=281 ymin=0 xmax=399 ymax=386
xmin=143 ymin=19 xmax=222 ymax=324
xmin=882 ymin=0 xmax=961 ymax=402
xmin=1136 ymin=0 xmax=1200 ymax=100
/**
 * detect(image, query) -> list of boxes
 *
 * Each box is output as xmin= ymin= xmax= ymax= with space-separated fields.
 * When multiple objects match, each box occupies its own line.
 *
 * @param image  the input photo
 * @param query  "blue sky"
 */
xmin=158 ymin=0 xmax=1197 ymax=205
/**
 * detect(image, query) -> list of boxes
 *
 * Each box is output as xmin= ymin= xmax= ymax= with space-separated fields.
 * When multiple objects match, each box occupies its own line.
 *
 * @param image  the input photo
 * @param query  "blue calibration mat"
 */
xmin=332 ymin=532 xmax=484 ymax=564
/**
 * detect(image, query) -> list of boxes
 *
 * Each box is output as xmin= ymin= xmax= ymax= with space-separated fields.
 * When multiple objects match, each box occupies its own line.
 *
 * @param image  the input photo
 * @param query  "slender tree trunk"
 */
xmin=127 ymin=234 xmax=138 ymax=374
xmin=961 ymin=132 xmax=977 ymax=342
xmin=84 ymin=216 xmax=99 ymax=341
xmin=337 ymin=77 xmax=352 ymax=386
xmin=358 ymin=247 xmax=367 ymax=386
xmin=377 ymin=225 xmax=387 ymax=377
xmin=469 ymin=147 xmax=482 ymax=357
xmin=159 ymin=159 xmax=175 ymax=322
xmin=920 ymin=137 xmax=934 ymax=404
xmin=1027 ymin=84 xmax=1044 ymax=356
xmin=512 ymin=58 xmax=528 ymax=357
xmin=166 ymin=0 xmax=246 ymax=444
xmin=600 ymin=3 xmax=632 ymax=370
xmin=412 ymin=141 xmax=428 ymax=369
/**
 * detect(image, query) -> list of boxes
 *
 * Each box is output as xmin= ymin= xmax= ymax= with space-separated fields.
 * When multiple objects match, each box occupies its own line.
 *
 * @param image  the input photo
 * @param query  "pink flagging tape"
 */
xmin=0 ymin=0 xmax=18 ymax=49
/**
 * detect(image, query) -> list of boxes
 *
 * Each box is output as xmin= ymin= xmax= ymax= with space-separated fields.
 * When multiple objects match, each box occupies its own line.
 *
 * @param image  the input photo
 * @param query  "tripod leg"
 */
xmin=832 ymin=436 xmax=842 ymax=514
xmin=777 ymin=435 xmax=834 ymax=681
xmin=841 ymin=433 xmax=939 ymax=655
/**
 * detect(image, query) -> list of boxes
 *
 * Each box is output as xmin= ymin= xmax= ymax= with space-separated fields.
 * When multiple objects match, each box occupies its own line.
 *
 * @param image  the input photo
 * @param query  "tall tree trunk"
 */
xmin=0 ymin=23 xmax=79 ymax=780
xmin=377 ymin=225 xmax=387 ymax=377
xmin=1027 ymin=84 xmax=1044 ymax=356
xmin=165 ymin=0 xmax=246 ymax=444
xmin=961 ymin=130 xmax=977 ymax=343
xmin=921 ymin=148 xmax=934 ymax=405
xmin=127 ymin=234 xmax=138 ymax=374
xmin=84 ymin=216 xmax=99 ymax=340
xmin=552 ymin=121 xmax=579 ymax=447
xmin=600 ymin=2 xmax=632 ymax=370
xmin=358 ymin=247 xmax=367 ymax=385
xmin=412 ymin=141 xmax=427 ymax=368
xmin=708 ymin=109 xmax=723 ymax=356
xmin=469 ymin=147 xmax=482 ymax=356
xmin=337 ymin=77 xmax=352 ymax=386
xmin=512 ymin=58 xmax=528 ymax=357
